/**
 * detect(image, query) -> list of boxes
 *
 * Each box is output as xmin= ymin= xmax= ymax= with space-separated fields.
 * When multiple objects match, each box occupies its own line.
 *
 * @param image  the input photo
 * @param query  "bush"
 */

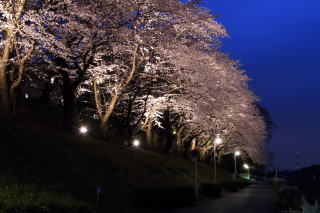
xmin=201 ymin=183 xmax=222 ymax=198
xmin=271 ymin=179 xmax=286 ymax=190
xmin=276 ymin=186 xmax=301 ymax=211
xmin=132 ymin=187 xmax=194 ymax=209
xmin=0 ymin=184 xmax=91 ymax=213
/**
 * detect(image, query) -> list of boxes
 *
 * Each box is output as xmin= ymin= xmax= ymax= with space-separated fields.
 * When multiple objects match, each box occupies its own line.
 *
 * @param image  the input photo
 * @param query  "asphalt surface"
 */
xmin=168 ymin=184 xmax=278 ymax=213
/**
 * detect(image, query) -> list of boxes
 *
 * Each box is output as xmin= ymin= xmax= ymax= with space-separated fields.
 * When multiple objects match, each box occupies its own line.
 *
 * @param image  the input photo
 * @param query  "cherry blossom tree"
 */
xmin=0 ymin=0 xmax=39 ymax=115
xmin=0 ymin=0 xmax=268 ymax=163
xmin=88 ymin=0 xmax=226 ymax=132
xmin=25 ymin=0 xmax=124 ymax=130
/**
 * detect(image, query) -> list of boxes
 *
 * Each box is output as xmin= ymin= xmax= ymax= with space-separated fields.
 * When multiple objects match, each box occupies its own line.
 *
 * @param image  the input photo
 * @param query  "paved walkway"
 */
xmin=168 ymin=184 xmax=278 ymax=213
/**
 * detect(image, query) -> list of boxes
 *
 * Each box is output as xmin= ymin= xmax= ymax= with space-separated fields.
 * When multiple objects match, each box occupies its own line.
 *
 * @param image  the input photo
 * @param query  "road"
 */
xmin=168 ymin=184 xmax=278 ymax=213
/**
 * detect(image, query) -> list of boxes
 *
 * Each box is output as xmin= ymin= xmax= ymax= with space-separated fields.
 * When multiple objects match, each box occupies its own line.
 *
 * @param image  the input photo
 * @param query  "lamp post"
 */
xmin=213 ymin=135 xmax=223 ymax=182
xmin=243 ymin=163 xmax=250 ymax=180
xmin=234 ymin=151 xmax=241 ymax=179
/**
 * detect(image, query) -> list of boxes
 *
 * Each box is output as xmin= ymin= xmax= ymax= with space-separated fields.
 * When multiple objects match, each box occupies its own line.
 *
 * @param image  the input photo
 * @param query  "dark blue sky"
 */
xmin=203 ymin=0 xmax=320 ymax=169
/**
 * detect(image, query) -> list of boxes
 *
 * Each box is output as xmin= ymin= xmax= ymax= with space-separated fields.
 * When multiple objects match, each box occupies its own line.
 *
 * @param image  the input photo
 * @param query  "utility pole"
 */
xmin=213 ymin=135 xmax=223 ymax=182
xmin=234 ymin=151 xmax=240 ymax=181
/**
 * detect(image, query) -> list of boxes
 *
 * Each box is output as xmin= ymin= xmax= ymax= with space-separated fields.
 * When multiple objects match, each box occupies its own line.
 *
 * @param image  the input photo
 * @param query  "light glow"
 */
xmin=79 ymin=126 xmax=88 ymax=134
xmin=243 ymin=164 xmax=249 ymax=169
xmin=133 ymin=140 xmax=140 ymax=147
xmin=235 ymin=151 xmax=241 ymax=156
xmin=214 ymin=136 xmax=223 ymax=145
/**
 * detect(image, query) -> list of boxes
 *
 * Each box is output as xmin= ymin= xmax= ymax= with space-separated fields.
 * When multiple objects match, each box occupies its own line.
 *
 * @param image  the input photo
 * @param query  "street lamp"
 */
xmin=213 ymin=135 xmax=223 ymax=182
xmin=133 ymin=139 xmax=140 ymax=147
xmin=234 ymin=151 xmax=241 ymax=179
xmin=243 ymin=163 xmax=250 ymax=180
xmin=79 ymin=126 xmax=88 ymax=135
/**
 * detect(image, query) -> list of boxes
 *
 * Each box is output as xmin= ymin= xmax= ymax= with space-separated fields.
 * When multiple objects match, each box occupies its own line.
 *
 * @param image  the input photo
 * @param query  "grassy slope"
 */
xmin=0 ymin=119 xmax=232 ymax=212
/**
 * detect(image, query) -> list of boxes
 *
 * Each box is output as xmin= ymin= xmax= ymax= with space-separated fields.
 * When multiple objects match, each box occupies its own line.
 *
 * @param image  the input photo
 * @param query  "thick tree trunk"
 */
xmin=61 ymin=71 xmax=77 ymax=132
xmin=10 ymin=58 xmax=31 ymax=117
xmin=100 ymin=93 xmax=120 ymax=131
xmin=0 ymin=31 xmax=13 ymax=116
xmin=39 ymin=82 xmax=54 ymax=103
xmin=0 ymin=0 xmax=27 ymax=116
xmin=146 ymin=118 xmax=153 ymax=147
xmin=62 ymin=87 xmax=76 ymax=132
xmin=0 ymin=70 xmax=10 ymax=116
xmin=94 ymin=44 xmax=139 ymax=134
xmin=176 ymin=126 xmax=185 ymax=154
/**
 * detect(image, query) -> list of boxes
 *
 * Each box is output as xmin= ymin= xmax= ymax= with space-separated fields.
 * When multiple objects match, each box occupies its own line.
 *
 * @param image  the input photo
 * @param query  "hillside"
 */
xmin=0 ymin=119 xmax=233 ymax=212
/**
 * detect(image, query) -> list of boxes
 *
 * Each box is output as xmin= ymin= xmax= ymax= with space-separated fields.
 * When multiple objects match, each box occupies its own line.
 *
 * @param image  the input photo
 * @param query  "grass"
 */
xmin=0 ymin=118 xmax=233 ymax=212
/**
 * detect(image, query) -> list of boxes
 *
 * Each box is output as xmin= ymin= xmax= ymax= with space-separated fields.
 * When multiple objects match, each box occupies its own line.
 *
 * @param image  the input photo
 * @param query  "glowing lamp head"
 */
xmin=173 ymin=130 xmax=177 ymax=135
xmin=50 ymin=77 xmax=55 ymax=84
xmin=214 ymin=136 xmax=223 ymax=145
xmin=243 ymin=164 xmax=249 ymax=169
xmin=79 ymin=126 xmax=88 ymax=134
xmin=235 ymin=151 xmax=241 ymax=156
xmin=133 ymin=140 xmax=140 ymax=147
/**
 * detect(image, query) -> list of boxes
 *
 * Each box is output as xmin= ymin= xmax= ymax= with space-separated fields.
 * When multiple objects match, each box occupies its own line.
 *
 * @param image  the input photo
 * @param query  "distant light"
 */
xmin=214 ymin=136 xmax=223 ymax=145
xmin=235 ymin=151 xmax=241 ymax=156
xmin=80 ymin=126 xmax=88 ymax=134
xmin=133 ymin=140 xmax=140 ymax=147
xmin=25 ymin=93 xmax=29 ymax=99
xmin=50 ymin=77 xmax=55 ymax=84
xmin=173 ymin=130 xmax=177 ymax=135
xmin=243 ymin=164 xmax=249 ymax=169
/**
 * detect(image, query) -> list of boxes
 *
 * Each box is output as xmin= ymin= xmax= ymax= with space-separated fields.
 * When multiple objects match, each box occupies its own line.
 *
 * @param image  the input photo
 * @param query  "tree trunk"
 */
xmin=61 ymin=71 xmax=77 ymax=132
xmin=94 ymin=44 xmax=139 ymax=134
xmin=146 ymin=117 xmax=153 ymax=147
xmin=10 ymin=55 xmax=33 ymax=117
xmin=0 ymin=0 xmax=27 ymax=116
xmin=62 ymin=88 xmax=76 ymax=132
xmin=176 ymin=126 xmax=185 ymax=154
xmin=100 ymin=93 xmax=120 ymax=132
xmin=0 ymin=70 xmax=10 ymax=116
xmin=0 ymin=30 xmax=13 ymax=116
xmin=40 ymin=82 xmax=54 ymax=103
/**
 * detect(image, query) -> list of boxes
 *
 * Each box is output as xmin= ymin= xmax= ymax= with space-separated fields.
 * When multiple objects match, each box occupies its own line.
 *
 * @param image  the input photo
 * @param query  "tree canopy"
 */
xmin=0 ymin=0 xmax=268 ymax=164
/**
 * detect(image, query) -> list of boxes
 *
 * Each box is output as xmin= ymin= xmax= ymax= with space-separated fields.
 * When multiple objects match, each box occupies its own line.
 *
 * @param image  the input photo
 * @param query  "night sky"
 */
xmin=203 ymin=0 xmax=320 ymax=170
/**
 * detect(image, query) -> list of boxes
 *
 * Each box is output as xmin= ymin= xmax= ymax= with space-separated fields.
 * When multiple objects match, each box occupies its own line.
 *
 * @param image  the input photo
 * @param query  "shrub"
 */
xmin=0 ymin=184 xmax=91 ymax=213
xmin=271 ymin=179 xmax=286 ymax=190
xmin=276 ymin=186 xmax=301 ymax=211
